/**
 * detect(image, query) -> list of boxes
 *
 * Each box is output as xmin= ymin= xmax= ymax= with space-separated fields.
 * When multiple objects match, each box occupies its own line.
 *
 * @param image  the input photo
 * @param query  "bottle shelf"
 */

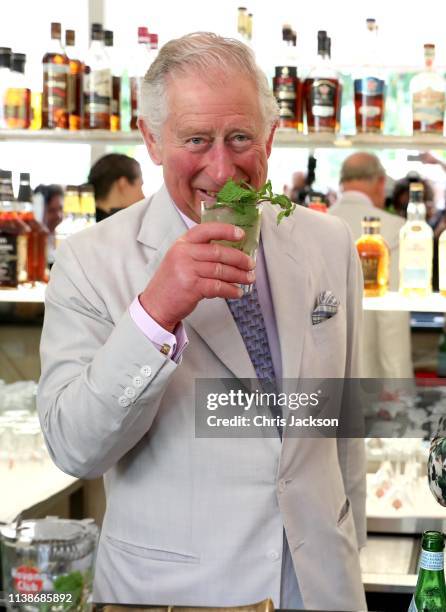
xmin=2 ymin=128 xmax=446 ymax=149
xmin=2 ymin=286 xmax=446 ymax=312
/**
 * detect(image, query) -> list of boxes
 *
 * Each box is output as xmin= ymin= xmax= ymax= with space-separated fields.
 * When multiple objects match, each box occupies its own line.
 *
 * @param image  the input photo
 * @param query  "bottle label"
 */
xmin=419 ymin=549 xmax=444 ymax=571
xmin=274 ymin=72 xmax=298 ymax=121
xmin=43 ymin=63 xmax=68 ymax=112
xmin=84 ymin=68 xmax=112 ymax=114
xmin=354 ymin=77 xmax=385 ymax=96
xmin=413 ymin=88 xmax=446 ymax=124
xmin=361 ymin=256 xmax=379 ymax=285
xmin=0 ymin=234 xmax=27 ymax=287
xmin=311 ymin=79 xmax=336 ymax=117
xmin=401 ymin=238 xmax=432 ymax=289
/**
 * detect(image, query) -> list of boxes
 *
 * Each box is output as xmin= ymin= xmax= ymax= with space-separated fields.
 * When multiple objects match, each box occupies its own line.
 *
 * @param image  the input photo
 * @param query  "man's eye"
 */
xmin=188 ymin=137 xmax=205 ymax=145
xmin=233 ymin=134 xmax=249 ymax=142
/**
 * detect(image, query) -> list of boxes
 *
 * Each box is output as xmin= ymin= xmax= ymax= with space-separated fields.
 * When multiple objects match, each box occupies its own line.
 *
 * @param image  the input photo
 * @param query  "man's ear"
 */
xmin=138 ymin=118 xmax=162 ymax=165
xmin=266 ymin=122 xmax=277 ymax=159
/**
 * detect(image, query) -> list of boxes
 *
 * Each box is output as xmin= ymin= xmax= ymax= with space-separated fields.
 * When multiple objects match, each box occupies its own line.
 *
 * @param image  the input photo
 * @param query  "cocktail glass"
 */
xmin=201 ymin=200 xmax=263 ymax=296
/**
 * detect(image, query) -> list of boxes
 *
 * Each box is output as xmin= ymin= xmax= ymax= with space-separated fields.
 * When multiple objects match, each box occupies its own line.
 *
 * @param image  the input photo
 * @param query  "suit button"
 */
xmin=140 ymin=365 xmax=152 ymax=377
xmin=267 ymin=550 xmax=280 ymax=561
xmin=118 ymin=395 xmax=130 ymax=408
xmin=133 ymin=375 xmax=144 ymax=388
xmin=124 ymin=386 xmax=136 ymax=399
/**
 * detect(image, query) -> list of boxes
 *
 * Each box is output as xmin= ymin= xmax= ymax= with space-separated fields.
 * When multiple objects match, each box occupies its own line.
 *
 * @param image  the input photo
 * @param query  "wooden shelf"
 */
xmin=2 ymin=129 xmax=446 ymax=149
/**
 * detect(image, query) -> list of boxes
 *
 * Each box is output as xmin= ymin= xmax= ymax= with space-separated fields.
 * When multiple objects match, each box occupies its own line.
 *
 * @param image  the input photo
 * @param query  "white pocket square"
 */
xmin=312 ymin=291 xmax=339 ymax=325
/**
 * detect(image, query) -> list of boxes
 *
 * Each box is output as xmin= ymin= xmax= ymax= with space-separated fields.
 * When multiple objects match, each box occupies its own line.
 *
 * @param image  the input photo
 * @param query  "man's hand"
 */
xmin=139 ymin=223 xmax=256 ymax=332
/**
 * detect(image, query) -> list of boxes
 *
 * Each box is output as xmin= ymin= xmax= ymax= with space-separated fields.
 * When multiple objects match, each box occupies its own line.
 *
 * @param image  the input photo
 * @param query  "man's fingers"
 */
xmin=188 ymin=243 xmax=255 ymax=270
xmin=199 ymin=278 xmax=244 ymax=300
xmin=183 ymin=222 xmax=244 ymax=244
xmin=195 ymin=261 xmax=255 ymax=285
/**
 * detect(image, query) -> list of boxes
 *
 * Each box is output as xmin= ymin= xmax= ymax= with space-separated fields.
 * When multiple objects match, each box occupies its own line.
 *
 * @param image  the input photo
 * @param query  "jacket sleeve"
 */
xmin=336 ymin=220 xmax=367 ymax=549
xmin=37 ymin=239 xmax=178 ymax=479
xmin=428 ymin=416 xmax=446 ymax=506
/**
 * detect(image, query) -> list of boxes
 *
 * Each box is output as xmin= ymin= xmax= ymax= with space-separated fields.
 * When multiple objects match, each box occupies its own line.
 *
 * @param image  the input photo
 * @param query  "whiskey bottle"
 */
xmin=438 ymin=225 xmax=446 ymax=296
xmin=0 ymin=47 xmax=12 ymax=129
xmin=65 ymin=29 xmax=83 ymax=131
xmin=0 ymin=170 xmax=29 ymax=287
xmin=355 ymin=216 xmax=389 ymax=297
xmin=130 ymin=26 xmax=150 ymax=130
xmin=399 ymin=182 xmax=433 ymax=297
xmin=42 ymin=22 xmax=69 ymax=129
xmin=411 ymin=44 xmax=446 ymax=135
xmin=354 ymin=18 xmax=385 ymax=134
xmin=237 ymin=7 xmax=248 ymax=40
xmin=408 ymin=531 xmax=446 ymax=611
xmin=104 ymin=30 xmax=121 ymax=131
xmin=273 ymin=25 xmax=302 ymax=131
xmin=305 ymin=30 xmax=341 ymax=133
xmin=17 ymin=172 xmax=49 ymax=284
xmin=84 ymin=23 xmax=112 ymax=130
xmin=4 ymin=52 xmax=31 ymax=129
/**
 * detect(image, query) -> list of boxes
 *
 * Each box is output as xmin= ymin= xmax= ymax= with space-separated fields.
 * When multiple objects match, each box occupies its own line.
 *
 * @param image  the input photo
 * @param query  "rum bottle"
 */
xmin=305 ymin=30 xmax=341 ymax=133
xmin=273 ymin=25 xmax=302 ymax=131
xmin=354 ymin=18 xmax=385 ymax=134
xmin=84 ymin=23 xmax=112 ymax=129
xmin=104 ymin=30 xmax=121 ymax=131
xmin=4 ymin=52 xmax=31 ymax=129
xmin=0 ymin=170 xmax=28 ymax=287
xmin=411 ymin=44 xmax=446 ymax=135
xmin=17 ymin=172 xmax=49 ymax=284
xmin=42 ymin=22 xmax=69 ymax=129
xmin=408 ymin=531 xmax=446 ymax=611
xmin=356 ymin=216 xmax=389 ymax=297
xmin=65 ymin=29 xmax=83 ymax=131
xmin=399 ymin=182 xmax=433 ymax=297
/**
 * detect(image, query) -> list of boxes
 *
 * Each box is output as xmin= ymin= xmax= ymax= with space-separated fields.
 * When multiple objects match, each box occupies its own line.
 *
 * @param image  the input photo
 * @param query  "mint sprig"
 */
xmin=215 ymin=179 xmax=296 ymax=225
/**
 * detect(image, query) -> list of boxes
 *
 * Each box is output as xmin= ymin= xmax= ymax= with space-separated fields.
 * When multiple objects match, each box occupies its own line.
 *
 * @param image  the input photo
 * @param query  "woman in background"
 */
xmin=87 ymin=153 xmax=145 ymax=222
xmin=34 ymin=184 xmax=64 ymax=267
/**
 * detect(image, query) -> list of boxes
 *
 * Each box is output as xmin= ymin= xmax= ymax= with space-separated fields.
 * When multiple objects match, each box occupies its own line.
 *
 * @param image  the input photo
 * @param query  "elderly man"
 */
xmin=37 ymin=33 xmax=366 ymax=611
xmin=330 ymin=152 xmax=413 ymax=379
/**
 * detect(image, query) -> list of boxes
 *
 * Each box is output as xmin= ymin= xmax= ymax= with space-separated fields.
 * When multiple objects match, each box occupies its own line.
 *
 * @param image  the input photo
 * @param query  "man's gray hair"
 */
xmin=340 ymin=152 xmax=386 ymax=183
xmin=139 ymin=32 xmax=279 ymax=140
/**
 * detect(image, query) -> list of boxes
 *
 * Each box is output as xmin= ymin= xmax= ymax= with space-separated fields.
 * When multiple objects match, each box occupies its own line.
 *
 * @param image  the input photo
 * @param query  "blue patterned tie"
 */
xmin=226 ymin=283 xmax=281 ymax=431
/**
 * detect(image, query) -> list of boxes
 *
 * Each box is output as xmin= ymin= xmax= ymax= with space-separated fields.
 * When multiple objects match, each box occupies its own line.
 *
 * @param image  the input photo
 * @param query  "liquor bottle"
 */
xmin=354 ymin=18 xmax=386 ymax=134
xmin=247 ymin=13 xmax=253 ymax=42
xmin=0 ymin=170 xmax=28 ymax=287
xmin=355 ymin=216 xmax=390 ymax=297
xmin=305 ymin=30 xmax=341 ymax=133
xmin=104 ymin=30 xmax=121 ymax=131
xmin=65 ymin=29 xmax=83 ymax=131
xmin=84 ymin=23 xmax=112 ymax=130
xmin=17 ymin=172 xmax=48 ymax=284
xmin=4 ymin=53 xmax=31 ymax=129
xmin=79 ymin=184 xmax=96 ymax=227
xmin=0 ymin=47 xmax=12 ymax=129
xmin=130 ymin=27 xmax=150 ymax=130
xmin=408 ymin=531 xmax=446 ymax=611
xmin=273 ymin=25 xmax=302 ymax=131
xmin=399 ymin=182 xmax=433 ymax=297
xmin=55 ymin=185 xmax=80 ymax=247
xmin=411 ymin=44 xmax=446 ymax=135
xmin=437 ymin=326 xmax=446 ymax=377
xmin=439 ymin=226 xmax=446 ymax=296
xmin=237 ymin=7 xmax=248 ymax=40
xmin=42 ymin=22 xmax=69 ymax=129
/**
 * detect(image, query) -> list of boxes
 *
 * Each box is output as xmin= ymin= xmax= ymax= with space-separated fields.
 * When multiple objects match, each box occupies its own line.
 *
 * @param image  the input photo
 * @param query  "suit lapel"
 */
xmin=261 ymin=206 xmax=310 ymax=383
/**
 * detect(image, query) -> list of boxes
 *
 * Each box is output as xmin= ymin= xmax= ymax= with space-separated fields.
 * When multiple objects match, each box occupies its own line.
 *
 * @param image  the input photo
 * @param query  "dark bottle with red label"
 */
xmin=42 ymin=22 xmax=69 ymax=129
xmin=305 ymin=30 xmax=341 ymax=133
xmin=273 ymin=25 xmax=302 ymax=131
xmin=354 ymin=19 xmax=386 ymax=133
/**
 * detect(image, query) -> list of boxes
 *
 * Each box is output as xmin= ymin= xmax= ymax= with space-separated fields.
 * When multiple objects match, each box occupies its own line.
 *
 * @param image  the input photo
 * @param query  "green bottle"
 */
xmin=409 ymin=531 xmax=446 ymax=611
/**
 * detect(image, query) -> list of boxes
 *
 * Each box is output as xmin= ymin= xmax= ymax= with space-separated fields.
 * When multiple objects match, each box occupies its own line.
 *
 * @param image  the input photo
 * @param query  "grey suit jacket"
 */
xmin=37 ymin=185 xmax=367 ymax=611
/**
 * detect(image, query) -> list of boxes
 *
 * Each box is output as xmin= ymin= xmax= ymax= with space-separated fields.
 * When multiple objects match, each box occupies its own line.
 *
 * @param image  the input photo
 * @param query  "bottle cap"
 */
xmin=51 ymin=22 xmax=62 ymax=40
xmin=0 ymin=47 xmax=11 ymax=69
xmin=65 ymin=29 xmax=75 ymax=47
xmin=65 ymin=185 xmax=79 ymax=193
xmin=138 ymin=26 xmax=150 ymax=42
xmin=91 ymin=23 xmax=104 ymax=40
xmin=317 ymin=30 xmax=328 ymax=54
xmin=0 ymin=170 xmax=12 ymax=180
xmin=20 ymin=173 xmax=30 ymax=182
xmin=104 ymin=30 xmax=114 ymax=47
xmin=274 ymin=65 xmax=297 ymax=78
xmin=11 ymin=53 xmax=26 ymax=74
xmin=282 ymin=24 xmax=293 ymax=41
xmin=150 ymin=33 xmax=159 ymax=48
xmin=238 ymin=6 xmax=247 ymax=10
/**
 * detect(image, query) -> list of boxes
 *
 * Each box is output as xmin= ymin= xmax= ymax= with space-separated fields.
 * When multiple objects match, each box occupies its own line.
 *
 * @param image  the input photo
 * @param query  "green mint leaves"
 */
xmin=216 ymin=179 xmax=296 ymax=224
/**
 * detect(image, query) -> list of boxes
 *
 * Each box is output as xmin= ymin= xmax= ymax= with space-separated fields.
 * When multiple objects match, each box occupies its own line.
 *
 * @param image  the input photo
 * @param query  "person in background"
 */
xmin=390 ymin=175 xmax=435 ymax=220
xmin=284 ymin=170 xmax=306 ymax=202
xmin=330 ymin=152 xmax=413 ymax=379
xmin=87 ymin=153 xmax=145 ymax=222
xmin=34 ymin=184 xmax=64 ymax=267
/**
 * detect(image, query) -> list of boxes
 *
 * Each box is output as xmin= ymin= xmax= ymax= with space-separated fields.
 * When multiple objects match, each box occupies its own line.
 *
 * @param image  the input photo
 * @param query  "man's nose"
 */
xmin=205 ymin=142 xmax=237 ymax=186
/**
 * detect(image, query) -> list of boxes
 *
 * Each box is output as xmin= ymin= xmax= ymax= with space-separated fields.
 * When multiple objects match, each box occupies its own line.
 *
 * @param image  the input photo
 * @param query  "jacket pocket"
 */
xmin=105 ymin=534 xmax=200 ymax=564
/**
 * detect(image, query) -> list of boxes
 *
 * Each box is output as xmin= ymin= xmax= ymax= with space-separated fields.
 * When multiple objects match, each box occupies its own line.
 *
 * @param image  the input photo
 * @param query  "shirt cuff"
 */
xmin=129 ymin=296 xmax=189 ymax=363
